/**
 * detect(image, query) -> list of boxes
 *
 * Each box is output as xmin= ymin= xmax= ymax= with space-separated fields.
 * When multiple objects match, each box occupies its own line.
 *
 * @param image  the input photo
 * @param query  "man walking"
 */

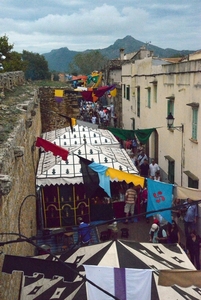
xmin=183 ymin=198 xmax=198 ymax=238
xmin=124 ymin=183 xmax=137 ymax=224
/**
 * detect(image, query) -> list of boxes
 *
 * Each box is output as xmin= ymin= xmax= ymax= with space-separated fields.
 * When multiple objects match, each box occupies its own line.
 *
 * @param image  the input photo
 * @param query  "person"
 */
xmin=186 ymin=230 xmax=201 ymax=270
xmin=182 ymin=198 xmax=198 ymax=238
xmin=91 ymin=114 xmax=97 ymax=124
xmin=139 ymin=158 xmax=149 ymax=178
xmin=149 ymin=223 xmax=159 ymax=243
xmin=140 ymin=185 xmax=150 ymax=223
xmin=124 ymin=183 xmax=137 ymax=224
xmin=172 ymin=198 xmax=181 ymax=224
xmin=154 ymin=170 xmax=161 ymax=181
xmin=113 ymin=113 xmax=117 ymax=128
xmin=149 ymin=159 xmax=160 ymax=179
xmin=77 ymin=217 xmax=91 ymax=246
xmin=156 ymin=224 xmax=168 ymax=244
xmin=167 ymin=220 xmax=180 ymax=244
xmin=137 ymin=149 xmax=148 ymax=167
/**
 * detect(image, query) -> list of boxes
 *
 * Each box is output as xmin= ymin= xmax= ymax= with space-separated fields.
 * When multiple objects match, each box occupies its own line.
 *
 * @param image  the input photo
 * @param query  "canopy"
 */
xmin=36 ymin=125 xmax=138 ymax=186
xmin=16 ymin=240 xmax=198 ymax=299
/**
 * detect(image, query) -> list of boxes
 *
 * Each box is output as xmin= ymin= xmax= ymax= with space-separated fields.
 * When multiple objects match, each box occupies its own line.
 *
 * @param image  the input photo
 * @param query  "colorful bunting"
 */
xmin=36 ymin=137 xmax=69 ymax=161
xmin=146 ymin=178 xmax=173 ymax=223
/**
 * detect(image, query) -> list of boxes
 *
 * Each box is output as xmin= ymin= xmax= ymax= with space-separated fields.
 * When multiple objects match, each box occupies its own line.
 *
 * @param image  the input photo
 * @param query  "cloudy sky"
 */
xmin=1 ymin=0 xmax=200 ymax=54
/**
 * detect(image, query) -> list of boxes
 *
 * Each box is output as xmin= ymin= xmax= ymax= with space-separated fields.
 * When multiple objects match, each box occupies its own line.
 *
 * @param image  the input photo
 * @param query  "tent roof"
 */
xmin=41 ymin=124 xmax=120 ymax=147
xmin=17 ymin=240 xmax=198 ymax=300
xmin=36 ymin=125 xmax=138 ymax=186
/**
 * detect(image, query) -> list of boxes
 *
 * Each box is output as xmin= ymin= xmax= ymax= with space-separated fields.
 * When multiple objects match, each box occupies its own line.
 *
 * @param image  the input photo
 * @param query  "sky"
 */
xmin=0 ymin=0 xmax=201 ymax=54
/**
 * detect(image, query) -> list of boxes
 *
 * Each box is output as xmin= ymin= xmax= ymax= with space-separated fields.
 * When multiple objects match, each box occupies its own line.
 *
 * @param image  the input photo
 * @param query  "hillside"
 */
xmin=43 ymin=35 xmax=193 ymax=72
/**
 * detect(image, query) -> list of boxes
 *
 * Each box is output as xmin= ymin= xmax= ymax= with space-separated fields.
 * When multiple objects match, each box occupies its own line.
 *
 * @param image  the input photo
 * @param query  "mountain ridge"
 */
xmin=43 ymin=35 xmax=194 ymax=72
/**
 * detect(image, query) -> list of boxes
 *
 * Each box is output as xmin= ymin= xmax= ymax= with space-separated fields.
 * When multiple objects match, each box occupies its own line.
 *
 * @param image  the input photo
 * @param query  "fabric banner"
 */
xmin=107 ymin=127 xmax=156 ymax=143
xmin=81 ymin=85 xmax=115 ymax=102
xmin=78 ymin=156 xmax=100 ymax=198
xmin=84 ymin=265 xmax=152 ymax=300
xmin=57 ymin=113 xmax=77 ymax=133
xmin=54 ymin=89 xmax=64 ymax=103
xmin=147 ymin=178 xmax=173 ymax=223
xmin=89 ymin=162 xmax=111 ymax=197
xmin=174 ymin=186 xmax=201 ymax=200
xmin=158 ymin=270 xmax=201 ymax=287
xmin=106 ymin=168 xmax=144 ymax=188
xmin=35 ymin=137 xmax=69 ymax=161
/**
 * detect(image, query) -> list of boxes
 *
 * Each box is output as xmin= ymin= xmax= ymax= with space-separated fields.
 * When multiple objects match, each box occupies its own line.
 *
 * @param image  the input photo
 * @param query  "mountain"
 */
xmin=43 ymin=35 xmax=193 ymax=72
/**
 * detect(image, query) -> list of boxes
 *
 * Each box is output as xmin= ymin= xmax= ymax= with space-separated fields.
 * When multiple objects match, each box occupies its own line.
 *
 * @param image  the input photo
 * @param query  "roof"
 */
xmin=36 ymin=125 xmax=138 ymax=186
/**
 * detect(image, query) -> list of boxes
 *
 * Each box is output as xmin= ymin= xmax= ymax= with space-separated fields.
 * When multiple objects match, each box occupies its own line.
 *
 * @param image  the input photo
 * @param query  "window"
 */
xmin=168 ymin=160 xmax=175 ymax=184
xmin=167 ymin=99 xmax=174 ymax=116
xmin=192 ymin=108 xmax=198 ymax=140
xmin=147 ymin=87 xmax=151 ymax=108
xmin=126 ymin=85 xmax=130 ymax=101
xmin=137 ymin=86 xmax=140 ymax=117
xmin=153 ymin=84 xmax=157 ymax=103
xmin=164 ymin=155 xmax=175 ymax=184
xmin=184 ymin=171 xmax=199 ymax=188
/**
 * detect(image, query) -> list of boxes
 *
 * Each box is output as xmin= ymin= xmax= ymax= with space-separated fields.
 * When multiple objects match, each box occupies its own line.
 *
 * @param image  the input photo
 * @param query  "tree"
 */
xmin=0 ymin=35 xmax=27 ymax=72
xmin=22 ymin=50 xmax=50 ymax=80
xmin=68 ymin=50 xmax=107 ymax=75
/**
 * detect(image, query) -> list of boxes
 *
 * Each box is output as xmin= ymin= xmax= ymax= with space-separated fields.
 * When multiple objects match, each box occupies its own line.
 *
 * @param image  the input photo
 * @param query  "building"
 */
xmin=121 ymin=52 xmax=201 ymax=189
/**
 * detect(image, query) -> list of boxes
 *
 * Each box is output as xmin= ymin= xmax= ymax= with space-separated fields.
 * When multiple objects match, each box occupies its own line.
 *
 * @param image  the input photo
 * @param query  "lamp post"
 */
xmin=166 ymin=113 xmax=184 ymax=186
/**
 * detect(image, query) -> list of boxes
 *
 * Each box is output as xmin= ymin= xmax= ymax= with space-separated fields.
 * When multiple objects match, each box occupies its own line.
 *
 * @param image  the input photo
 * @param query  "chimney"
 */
xmin=120 ymin=48 xmax=124 ymax=60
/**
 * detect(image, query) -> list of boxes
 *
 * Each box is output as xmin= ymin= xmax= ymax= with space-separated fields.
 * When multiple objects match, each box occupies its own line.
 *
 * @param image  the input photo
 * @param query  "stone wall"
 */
xmin=0 ymin=85 xmax=80 ymax=299
xmin=0 ymin=87 xmax=41 ymax=300
xmin=0 ymin=71 xmax=25 ymax=96
xmin=39 ymin=87 xmax=80 ymax=133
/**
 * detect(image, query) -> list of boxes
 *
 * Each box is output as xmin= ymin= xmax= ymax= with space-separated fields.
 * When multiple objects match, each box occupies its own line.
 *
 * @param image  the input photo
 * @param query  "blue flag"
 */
xmin=147 ymin=179 xmax=173 ymax=223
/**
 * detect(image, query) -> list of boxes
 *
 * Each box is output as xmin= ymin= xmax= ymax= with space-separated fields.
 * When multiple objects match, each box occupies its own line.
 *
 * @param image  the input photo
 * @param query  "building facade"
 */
xmin=121 ymin=53 xmax=201 ymax=189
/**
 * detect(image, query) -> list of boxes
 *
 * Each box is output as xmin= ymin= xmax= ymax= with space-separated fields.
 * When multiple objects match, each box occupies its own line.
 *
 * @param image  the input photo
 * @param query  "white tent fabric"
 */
xmin=84 ymin=265 xmax=153 ymax=300
xmin=175 ymin=185 xmax=201 ymax=200
xmin=36 ymin=125 xmax=138 ymax=186
xmin=19 ymin=240 xmax=199 ymax=300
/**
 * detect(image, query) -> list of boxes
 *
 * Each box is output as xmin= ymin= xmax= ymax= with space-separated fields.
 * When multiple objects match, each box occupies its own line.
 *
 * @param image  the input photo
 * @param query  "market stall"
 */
xmin=36 ymin=125 xmax=139 ymax=228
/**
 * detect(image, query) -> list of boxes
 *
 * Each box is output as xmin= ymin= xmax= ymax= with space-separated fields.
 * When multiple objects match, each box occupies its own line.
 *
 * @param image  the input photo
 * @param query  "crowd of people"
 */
xmin=77 ymin=99 xmax=118 ymax=127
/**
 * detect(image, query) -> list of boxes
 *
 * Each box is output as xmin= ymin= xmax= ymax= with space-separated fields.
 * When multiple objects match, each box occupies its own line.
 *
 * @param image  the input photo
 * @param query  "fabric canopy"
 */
xmin=158 ymin=270 xmax=201 ymax=288
xmin=174 ymin=186 xmax=201 ymax=200
xmin=36 ymin=125 xmax=138 ymax=186
xmin=17 ymin=240 xmax=198 ymax=300
xmin=107 ymin=127 xmax=156 ymax=144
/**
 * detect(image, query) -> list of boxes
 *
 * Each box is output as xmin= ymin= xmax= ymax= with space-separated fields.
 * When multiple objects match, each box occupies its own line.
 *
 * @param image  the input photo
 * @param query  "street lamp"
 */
xmin=166 ymin=112 xmax=184 ymax=186
xmin=166 ymin=112 xmax=184 ymax=132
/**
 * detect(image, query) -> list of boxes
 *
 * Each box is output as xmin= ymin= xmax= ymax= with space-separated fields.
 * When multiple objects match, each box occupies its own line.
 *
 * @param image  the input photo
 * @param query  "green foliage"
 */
xmin=68 ymin=50 xmax=107 ymax=75
xmin=0 ymin=35 xmax=27 ymax=72
xmin=22 ymin=50 xmax=50 ymax=80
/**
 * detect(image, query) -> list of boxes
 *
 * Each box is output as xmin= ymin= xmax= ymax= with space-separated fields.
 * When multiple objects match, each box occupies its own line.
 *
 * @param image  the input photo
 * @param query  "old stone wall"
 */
xmin=0 ymin=85 xmax=80 ymax=299
xmin=0 ymin=71 xmax=25 ymax=95
xmin=0 ymin=87 xmax=41 ymax=300
xmin=39 ymin=87 xmax=80 ymax=133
